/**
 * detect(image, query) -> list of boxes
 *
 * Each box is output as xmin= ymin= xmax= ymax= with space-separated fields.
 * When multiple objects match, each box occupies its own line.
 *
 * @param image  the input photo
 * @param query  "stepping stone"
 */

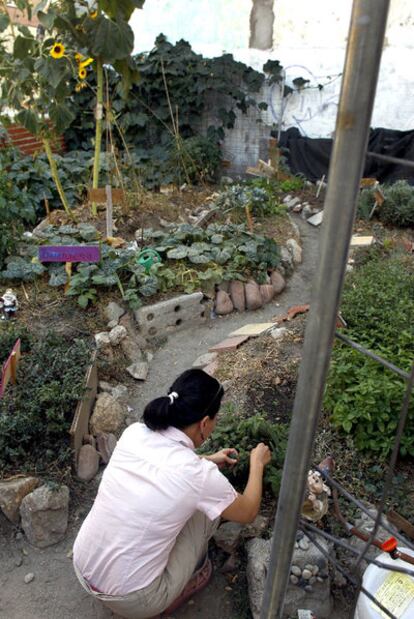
xmin=209 ymin=336 xmax=249 ymax=354
xmin=307 ymin=211 xmax=324 ymax=226
xmin=229 ymin=323 xmax=274 ymax=337
xmin=350 ymin=235 xmax=374 ymax=247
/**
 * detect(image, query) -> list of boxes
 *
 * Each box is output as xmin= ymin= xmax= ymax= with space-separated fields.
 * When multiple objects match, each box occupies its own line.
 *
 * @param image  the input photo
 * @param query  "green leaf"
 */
xmin=16 ymin=110 xmax=39 ymax=135
xmin=90 ymin=16 xmax=134 ymax=62
xmin=49 ymin=104 xmax=76 ymax=134
xmin=167 ymin=246 xmax=189 ymax=260
xmin=37 ymin=10 xmax=55 ymax=30
xmin=13 ymin=35 xmax=34 ymax=59
xmin=0 ymin=13 xmax=10 ymax=32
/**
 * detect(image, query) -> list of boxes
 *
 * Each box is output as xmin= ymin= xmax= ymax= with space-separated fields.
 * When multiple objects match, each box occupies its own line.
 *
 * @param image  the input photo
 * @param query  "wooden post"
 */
xmin=10 ymin=352 xmax=17 ymax=384
xmin=105 ymin=184 xmax=113 ymax=238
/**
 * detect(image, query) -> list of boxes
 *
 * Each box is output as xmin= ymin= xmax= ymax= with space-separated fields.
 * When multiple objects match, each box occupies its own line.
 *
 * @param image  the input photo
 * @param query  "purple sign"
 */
xmin=39 ymin=246 xmax=100 ymax=263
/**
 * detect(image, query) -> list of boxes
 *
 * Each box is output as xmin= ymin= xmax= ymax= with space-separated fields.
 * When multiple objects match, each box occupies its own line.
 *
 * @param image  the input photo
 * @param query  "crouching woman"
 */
xmin=73 ymin=369 xmax=271 ymax=619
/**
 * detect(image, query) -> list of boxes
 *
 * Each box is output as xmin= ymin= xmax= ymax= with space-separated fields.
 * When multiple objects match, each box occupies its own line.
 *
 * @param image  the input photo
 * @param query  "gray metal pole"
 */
xmin=260 ymin=1 xmax=390 ymax=617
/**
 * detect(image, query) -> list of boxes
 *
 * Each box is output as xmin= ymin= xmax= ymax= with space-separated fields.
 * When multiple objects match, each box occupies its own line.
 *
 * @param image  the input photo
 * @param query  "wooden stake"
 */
xmin=105 ymin=184 xmax=113 ymax=238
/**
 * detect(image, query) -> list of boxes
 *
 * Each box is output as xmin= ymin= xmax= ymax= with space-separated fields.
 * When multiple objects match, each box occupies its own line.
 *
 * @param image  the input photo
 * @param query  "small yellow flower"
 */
xmin=78 ymin=67 xmax=87 ymax=80
xmin=50 ymin=43 xmax=65 ymax=59
xmin=75 ymin=52 xmax=83 ymax=63
xmin=89 ymin=10 xmax=98 ymax=19
xmin=80 ymin=57 xmax=94 ymax=69
xmin=75 ymin=82 xmax=87 ymax=92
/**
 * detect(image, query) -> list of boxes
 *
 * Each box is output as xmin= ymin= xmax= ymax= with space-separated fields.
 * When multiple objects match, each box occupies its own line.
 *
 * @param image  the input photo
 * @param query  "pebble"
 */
xmin=15 ymin=532 xmax=23 ymax=540
xmin=22 ymin=548 xmax=28 ymax=556
xmin=317 ymin=576 xmax=324 ymax=583
xmin=305 ymin=585 xmax=313 ymax=593
xmin=15 ymin=556 xmax=23 ymax=567
xmin=299 ymin=538 xmax=309 ymax=551
xmin=225 ymin=586 xmax=233 ymax=592
xmin=305 ymin=564 xmax=313 ymax=571
xmin=291 ymin=565 xmax=302 ymax=577
xmin=24 ymin=573 xmax=34 ymax=584
xmin=312 ymin=565 xmax=319 ymax=576
xmin=302 ymin=569 xmax=312 ymax=580
xmin=290 ymin=575 xmax=299 ymax=585
xmin=309 ymin=576 xmax=316 ymax=585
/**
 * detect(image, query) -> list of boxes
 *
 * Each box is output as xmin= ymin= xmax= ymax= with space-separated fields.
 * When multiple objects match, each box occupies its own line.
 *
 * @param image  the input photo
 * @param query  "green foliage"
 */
xmin=325 ymin=254 xmax=414 ymax=458
xmin=214 ymin=182 xmax=286 ymax=219
xmin=200 ymin=406 xmax=288 ymax=496
xmin=358 ymin=181 xmax=414 ymax=227
xmin=0 ymin=329 xmax=91 ymax=473
xmin=278 ymin=176 xmax=305 ymax=193
xmin=0 ymin=323 xmax=32 ymax=366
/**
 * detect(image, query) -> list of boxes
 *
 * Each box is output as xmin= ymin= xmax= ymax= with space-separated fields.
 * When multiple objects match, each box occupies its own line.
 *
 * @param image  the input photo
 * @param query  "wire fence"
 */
xmin=259 ymin=0 xmax=414 ymax=617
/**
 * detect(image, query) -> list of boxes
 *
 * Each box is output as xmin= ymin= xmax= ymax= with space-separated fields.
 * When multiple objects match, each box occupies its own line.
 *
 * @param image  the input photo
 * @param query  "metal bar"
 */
xmin=335 ymin=332 xmax=411 ymax=380
xmin=315 ymin=467 xmax=414 ymax=551
xmin=366 ymin=151 xmax=414 ymax=169
xmin=260 ymin=3 xmax=390 ymax=617
xmin=304 ymin=528 xmax=397 ymax=619
xmin=301 ymin=521 xmax=414 ymax=578
xmin=354 ymin=363 xmax=414 ymax=570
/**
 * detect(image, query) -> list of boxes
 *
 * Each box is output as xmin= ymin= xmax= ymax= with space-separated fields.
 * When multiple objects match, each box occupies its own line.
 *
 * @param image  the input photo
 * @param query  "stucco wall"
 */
xmin=130 ymin=1 xmax=414 ymax=171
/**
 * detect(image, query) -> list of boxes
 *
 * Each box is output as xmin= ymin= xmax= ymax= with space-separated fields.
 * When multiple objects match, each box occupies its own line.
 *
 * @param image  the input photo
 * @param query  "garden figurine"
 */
xmin=73 ymin=369 xmax=272 ymax=619
xmin=301 ymin=457 xmax=334 ymax=523
xmin=1 ymin=289 xmax=19 ymax=321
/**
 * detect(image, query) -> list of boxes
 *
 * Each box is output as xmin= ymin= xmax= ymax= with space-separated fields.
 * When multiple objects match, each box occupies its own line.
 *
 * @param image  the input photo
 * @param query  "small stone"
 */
xmin=317 ymin=576 xmax=324 ymax=583
xmin=15 ymin=532 xmax=23 ymax=540
xmin=15 ymin=556 xmax=23 ymax=567
xmin=24 ymin=573 xmax=34 ymax=584
xmin=302 ymin=569 xmax=312 ymax=580
xmin=308 ymin=211 xmax=324 ymax=227
xmin=120 ymin=337 xmax=142 ymax=363
xmin=221 ymin=176 xmax=234 ymax=185
xmin=301 ymin=204 xmax=313 ymax=219
xmin=90 ymin=393 xmax=125 ymax=434
xmin=127 ymin=361 xmax=149 ymax=381
xmin=77 ymin=445 xmax=100 ymax=481
xmin=215 ymin=290 xmax=234 ymax=315
xmin=213 ymin=522 xmax=243 ymax=554
xmin=309 ymin=576 xmax=316 ymax=585
xmin=291 ymin=565 xmax=302 ymax=577
xmin=305 ymin=564 xmax=313 ymax=571
xmin=312 ymin=565 xmax=319 ymax=576
xmin=290 ymin=575 xmax=299 ymax=585
xmin=260 ymin=284 xmax=274 ymax=305
xmin=245 ymin=281 xmax=263 ymax=311
xmin=299 ymin=538 xmax=310 ymax=551
xmin=270 ymin=327 xmax=287 ymax=341
xmin=304 ymin=585 xmax=313 ymax=593
xmin=66 ymin=549 xmax=73 ymax=559
xmin=95 ymin=332 xmax=111 ymax=350
xmin=193 ymin=352 xmax=218 ymax=369
xmin=283 ymin=194 xmax=292 ymax=204
xmin=243 ymin=515 xmax=269 ymax=538
xmin=225 ymin=586 xmax=233 ymax=592
xmin=270 ymin=270 xmax=286 ymax=295
xmin=221 ymin=554 xmax=239 ymax=573
xmin=187 ymin=600 xmax=194 ymax=606
xmin=229 ymin=280 xmax=246 ymax=312
xmin=286 ymin=238 xmax=302 ymax=265
xmin=111 ymin=385 xmax=128 ymax=401
xmin=107 ymin=320 xmax=118 ymax=330
xmin=99 ymin=381 xmax=113 ymax=393
xmin=22 ymin=548 xmax=28 ymax=556
xmin=108 ymin=325 xmax=127 ymax=346
xmin=105 ymin=302 xmax=125 ymax=323
xmin=286 ymin=197 xmax=301 ymax=210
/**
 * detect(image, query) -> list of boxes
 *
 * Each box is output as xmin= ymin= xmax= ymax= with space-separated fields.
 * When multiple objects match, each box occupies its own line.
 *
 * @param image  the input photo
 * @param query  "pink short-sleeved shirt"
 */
xmin=73 ymin=423 xmax=237 ymax=596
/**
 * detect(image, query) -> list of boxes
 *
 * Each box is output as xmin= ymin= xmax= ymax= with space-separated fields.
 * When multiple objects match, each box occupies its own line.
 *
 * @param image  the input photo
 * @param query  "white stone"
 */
xmin=24 ymin=573 xmax=34 ymax=584
xmin=286 ymin=238 xmax=302 ymax=264
xmin=308 ymin=211 xmax=324 ymax=226
xmin=127 ymin=361 xmax=149 ymax=381
xmin=271 ymin=327 xmax=288 ymax=340
xmin=108 ymin=325 xmax=127 ymax=346
xmin=95 ymin=332 xmax=111 ymax=349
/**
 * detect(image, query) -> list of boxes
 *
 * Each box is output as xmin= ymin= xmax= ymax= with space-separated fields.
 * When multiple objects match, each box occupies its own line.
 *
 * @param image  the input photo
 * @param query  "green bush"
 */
xmin=325 ymin=254 xmax=414 ymax=457
xmin=0 ymin=329 xmax=91 ymax=474
xmin=358 ymin=180 xmax=414 ymax=227
xmin=214 ymin=183 xmax=286 ymax=219
xmin=200 ymin=407 xmax=288 ymax=495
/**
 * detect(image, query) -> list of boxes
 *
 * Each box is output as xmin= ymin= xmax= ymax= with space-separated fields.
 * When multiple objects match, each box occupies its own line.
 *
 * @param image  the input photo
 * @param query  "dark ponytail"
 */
xmin=143 ymin=369 xmax=224 ymax=432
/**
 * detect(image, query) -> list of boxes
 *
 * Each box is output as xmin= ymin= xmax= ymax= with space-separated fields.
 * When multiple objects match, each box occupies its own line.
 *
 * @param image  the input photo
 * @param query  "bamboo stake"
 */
xmin=42 ymin=138 xmax=73 ymax=219
xmin=92 ymin=57 xmax=104 ymax=217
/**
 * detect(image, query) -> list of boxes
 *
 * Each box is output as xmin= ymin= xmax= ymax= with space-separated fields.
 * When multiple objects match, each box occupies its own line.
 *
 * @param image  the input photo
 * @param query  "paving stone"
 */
xmin=134 ymin=293 xmax=206 ymax=338
xmin=209 ymin=335 xmax=249 ymax=353
xmin=203 ymin=360 xmax=219 ymax=376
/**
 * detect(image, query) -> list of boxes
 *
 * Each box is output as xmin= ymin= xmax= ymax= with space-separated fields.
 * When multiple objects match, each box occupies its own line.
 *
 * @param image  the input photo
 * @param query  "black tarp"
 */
xmin=276 ymin=127 xmax=414 ymax=184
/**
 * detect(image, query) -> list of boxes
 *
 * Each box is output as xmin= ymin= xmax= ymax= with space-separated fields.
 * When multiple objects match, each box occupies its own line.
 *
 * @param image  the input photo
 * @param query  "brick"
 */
xmin=134 ymin=293 xmax=206 ymax=338
xmin=209 ymin=335 xmax=249 ymax=353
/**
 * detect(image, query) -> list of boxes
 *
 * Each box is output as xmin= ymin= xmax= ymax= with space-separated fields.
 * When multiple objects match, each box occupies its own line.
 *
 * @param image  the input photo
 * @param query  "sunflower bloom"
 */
xmin=79 ymin=67 xmax=87 ymax=80
xmin=89 ymin=10 xmax=98 ymax=19
xmin=75 ymin=52 xmax=83 ymax=63
xmin=50 ymin=43 xmax=65 ymax=59
xmin=80 ymin=57 xmax=94 ymax=69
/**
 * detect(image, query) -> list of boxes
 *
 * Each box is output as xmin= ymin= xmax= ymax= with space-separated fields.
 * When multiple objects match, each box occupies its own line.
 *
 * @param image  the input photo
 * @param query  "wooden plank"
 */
xmin=88 ymin=187 xmax=125 ymax=204
xmin=69 ymin=353 xmax=98 ymax=463
xmin=387 ymin=510 xmax=414 ymax=541
xmin=0 ymin=340 xmax=21 ymax=398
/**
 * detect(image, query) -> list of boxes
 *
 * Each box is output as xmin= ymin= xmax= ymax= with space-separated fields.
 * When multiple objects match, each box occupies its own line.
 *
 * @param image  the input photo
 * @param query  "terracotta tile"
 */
xmin=208 ymin=335 xmax=250 ymax=354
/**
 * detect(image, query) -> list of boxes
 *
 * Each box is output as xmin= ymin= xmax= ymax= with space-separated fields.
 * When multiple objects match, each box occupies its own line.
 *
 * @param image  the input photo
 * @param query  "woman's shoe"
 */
xmin=162 ymin=555 xmax=213 ymax=615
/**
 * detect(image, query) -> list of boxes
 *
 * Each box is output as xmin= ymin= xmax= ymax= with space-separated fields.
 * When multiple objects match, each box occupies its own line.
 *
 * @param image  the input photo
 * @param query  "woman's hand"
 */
xmin=204 ymin=448 xmax=238 ymax=468
xmin=250 ymin=443 xmax=271 ymax=469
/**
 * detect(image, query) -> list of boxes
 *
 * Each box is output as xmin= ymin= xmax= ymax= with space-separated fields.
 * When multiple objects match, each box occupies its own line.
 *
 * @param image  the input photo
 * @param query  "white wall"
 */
xmin=131 ymin=1 xmax=414 ymax=169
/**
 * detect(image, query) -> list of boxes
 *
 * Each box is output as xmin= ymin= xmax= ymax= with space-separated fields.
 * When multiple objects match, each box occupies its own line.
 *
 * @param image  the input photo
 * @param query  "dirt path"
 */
xmin=1 ymin=216 xmax=324 ymax=619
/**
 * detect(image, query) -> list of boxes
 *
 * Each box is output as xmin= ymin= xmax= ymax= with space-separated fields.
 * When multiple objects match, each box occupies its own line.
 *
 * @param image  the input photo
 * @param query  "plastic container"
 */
xmin=354 ymin=547 xmax=414 ymax=618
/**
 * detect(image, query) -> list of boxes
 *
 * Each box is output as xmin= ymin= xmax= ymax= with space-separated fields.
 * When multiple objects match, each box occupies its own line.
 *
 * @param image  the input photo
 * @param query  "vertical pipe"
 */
xmin=260 ymin=1 xmax=390 ymax=617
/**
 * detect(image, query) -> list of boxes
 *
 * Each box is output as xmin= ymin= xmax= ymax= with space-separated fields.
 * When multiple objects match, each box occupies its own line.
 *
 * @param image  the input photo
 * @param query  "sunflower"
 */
xmin=78 ymin=67 xmax=87 ymax=80
xmin=80 ymin=57 xmax=94 ymax=68
xmin=89 ymin=10 xmax=98 ymax=19
xmin=50 ymin=43 xmax=65 ymax=59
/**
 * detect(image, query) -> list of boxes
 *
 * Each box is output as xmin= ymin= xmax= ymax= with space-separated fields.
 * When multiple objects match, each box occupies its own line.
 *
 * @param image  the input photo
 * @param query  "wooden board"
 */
xmin=69 ymin=353 xmax=98 ymax=463
xmin=88 ymin=187 xmax=125 ymax=204
xmin=230 ymin=323 xmax=274 ymax=337
xmin=0 ymin=339 xmax=21 ymax=398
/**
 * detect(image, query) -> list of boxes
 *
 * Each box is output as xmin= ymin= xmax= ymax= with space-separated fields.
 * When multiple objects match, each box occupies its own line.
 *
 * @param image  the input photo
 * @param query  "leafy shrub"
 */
xmin=213 ymin=184 xmax=285 ymax=219
xmin=358 ymin=180 xmax=414 ymax=227
xmin=0 ymin=323 xmax=32 ymax=366
xmin=279 ymin=177 xmax=305 ymax=193
xmin=325 ymin=254 xmax=414 ymax=457
xmin=0 ymin=330 xmax=91 ymax=473
xmin=200 ymin=406 xmax=288 ymax=495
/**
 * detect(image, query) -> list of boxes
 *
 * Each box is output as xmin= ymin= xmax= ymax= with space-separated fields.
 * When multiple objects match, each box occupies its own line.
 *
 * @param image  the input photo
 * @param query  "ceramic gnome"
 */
xmin=301 ymin=457 xmax=334 ymax=522
xmin=1 ymin=289 xmax=18 ymax=320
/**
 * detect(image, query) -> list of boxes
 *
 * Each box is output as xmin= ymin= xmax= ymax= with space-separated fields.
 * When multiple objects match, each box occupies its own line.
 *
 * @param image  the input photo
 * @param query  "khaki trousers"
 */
xmin=74 ymin=511 xmax=220 ymax=619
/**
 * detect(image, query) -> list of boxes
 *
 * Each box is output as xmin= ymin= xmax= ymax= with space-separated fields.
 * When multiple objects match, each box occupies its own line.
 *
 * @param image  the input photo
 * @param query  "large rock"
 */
xmin=192 ymin=352 xmax=218 ymax=369
xmin=245 ymin=281 xmax=263 ymax=311
xmin=260 ymin=284 xmax=274 ymax=305
xmin=105 ymin=302 xmax=125 ymax=324
xmin=120 ymin=336 xmax=143 ymax=362
xmin=20 ymin=485 xmax=69 ymax=548
xmin=77 ymin=445 xmax=100 ymax=481
xmin=271 ymin=270 xmax=286 ymax=295
xmin=108 ymin=325 xmax=127 ymax=346
xmin=213 ymin=522 xmax=243 ymax=553
xmin=127 ymin=361 xmax=149 ymax=381
xmin=246 ymin=534 xmax=332 ymax=619
xmin=215 ymin=290 xmax=234 ymax=315
xmin=0 ymin=477 xmax=40 ymax=523
xmin=94 ymin=332 xmax=111 ymax=350
xmin=286 ymin=238 xmax=302 ymax=265
xmin=280 ymin=247 xmax=294 ymax=274
xmin=229 ymin=280 xmax=246 ymax=312
xmin=90 ymin=392 xmax=125 ymax=434
xmin=96 ymin=433 xmax=117 ymax=464
xmin=119 ymin=314 xmax=147 ymax=349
